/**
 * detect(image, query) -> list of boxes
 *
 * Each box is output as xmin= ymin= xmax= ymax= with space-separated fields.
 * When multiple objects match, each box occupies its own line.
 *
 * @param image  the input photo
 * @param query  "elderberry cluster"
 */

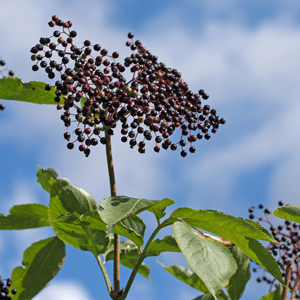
xmin=31 ymin=15 xmax=225 ymax=157
xmin=0 ymin=60 xmax=14 ymax=111
xmin=0 ymin=278 xmax=17 ymax=299
xmin=249 ymin=202 xmax=300 ymax=298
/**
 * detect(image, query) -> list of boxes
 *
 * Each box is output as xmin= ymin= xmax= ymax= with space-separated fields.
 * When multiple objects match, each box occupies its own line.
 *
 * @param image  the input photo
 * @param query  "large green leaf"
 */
xmin=0 ymin=204 xmax=49 ymax=229
xmin=148 ymin=235 xmax=180 ymax=255
xmin=226 ymin=246 xmax=250 ymax=300
xmin=50 ymin=180 xmax=97 ymax=217
xmin=245 ymin=219 xmax=275 ymax=241
xmin=273 ymin=206 xmax=300 ymax=223
xmin=170 ymin=208 xmax=276 ymax=242
xmin=173 ymin=221 xmax=237 ymax=299
xmin=11 ymin=236 xmax=65 ymax=300
xmin=0 ymin=78 xmax=56 ymax=104
xmin=170 ymin=208 xmax=284 ymax=286
xmin=157 ymin=263 xmax=209 ymax=292
xmin=260 ymin=285 xmax=283 ymax=300
xmin=98 ymin=196 xmax=174 ymax=232
xmin=37 ymin=167 xmax=58 ymax=193
xmin=103 ymin=240 xmax=150 ymax=278
xmin=49 ymin=188 xmax=109 ymax=255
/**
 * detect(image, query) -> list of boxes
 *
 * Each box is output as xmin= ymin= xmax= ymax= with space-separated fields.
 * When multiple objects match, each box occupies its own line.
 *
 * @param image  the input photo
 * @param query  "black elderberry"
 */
xmin=31 ymin=16 xmax=225 ymax=157
xmin=64 ymin=132 xmax=71 ymax=141
xmin=67 ymin=142 xmax=74 ymax=149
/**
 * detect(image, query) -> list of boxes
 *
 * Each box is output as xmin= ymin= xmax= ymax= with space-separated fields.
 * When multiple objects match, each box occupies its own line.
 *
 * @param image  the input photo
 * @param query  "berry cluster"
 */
xmin=249 ymin=202 xmax=300 ymax=298
xmin=31 ymin=15 xmax=225 ymax=157
xmin=0 ymin=60 xmax=14 ymax=111
xmin=0 ymin=278 xmax=17 ymax=299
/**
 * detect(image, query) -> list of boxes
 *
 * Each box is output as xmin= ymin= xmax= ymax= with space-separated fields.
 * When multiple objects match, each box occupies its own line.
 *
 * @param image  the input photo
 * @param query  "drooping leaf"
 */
xmin=103 ymin=240 xmax=150 ymax=278
xmin=148 ymin=235 xmax=180 ymax=255
xmin=0 ymin=78 xmax=56 ymax=104
xmin=226 ymin=246 xmax=250 ymax=300
xmin=273 ymin=206 xmax=300 ymax=224
xmin=157 ymin=263 xmax=209 ymax=292
xmin=0 ymin=204 xmax=49 ymax=229
xmin=170 ymin=208 xmax=284 ymax=286
xmin=11 ymin=236 xmax=65 ymax=300
xmin=173 ymin=221 xmax=237 ymax=299
xmin=37 ymin=167 xmax=58 ymax=193
xmin=50 ymin=215 xmax=110 ymax=255
xmin=49 ymin=190 xmax=109 ymax=255
xmin=259 ymin=285 xmax=283 ymax=300
xmin=98 ymin=196 xmax=173 ymax=232
xmin=50 ymin=180 xmax=97 ymax=217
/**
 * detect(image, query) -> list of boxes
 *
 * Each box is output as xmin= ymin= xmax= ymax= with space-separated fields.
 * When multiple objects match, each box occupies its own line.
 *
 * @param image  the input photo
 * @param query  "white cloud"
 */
xmin=34 ymin=280 xmax=93 ymax=300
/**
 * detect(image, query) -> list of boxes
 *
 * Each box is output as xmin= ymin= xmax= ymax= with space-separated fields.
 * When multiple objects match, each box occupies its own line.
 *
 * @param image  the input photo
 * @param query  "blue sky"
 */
xmin=1 ymin=0 xmax=300 ymax=299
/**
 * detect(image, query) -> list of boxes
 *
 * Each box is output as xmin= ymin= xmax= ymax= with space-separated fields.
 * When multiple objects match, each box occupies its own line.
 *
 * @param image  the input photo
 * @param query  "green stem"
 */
xmin=83 ymin=227 xmax=112 ymax=294
xmin=105 ymin=128 xmax=121 ymax=298
xmin=120 ymin=218 xmax=173 ymax=300
xmin=95 ymin=255 xmax=113 ymax=294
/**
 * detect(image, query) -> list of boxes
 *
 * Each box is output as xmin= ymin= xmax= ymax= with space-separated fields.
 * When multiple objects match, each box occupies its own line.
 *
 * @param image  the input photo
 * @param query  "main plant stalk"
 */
xmin=105 ymin=129 xmax=120 ymax=298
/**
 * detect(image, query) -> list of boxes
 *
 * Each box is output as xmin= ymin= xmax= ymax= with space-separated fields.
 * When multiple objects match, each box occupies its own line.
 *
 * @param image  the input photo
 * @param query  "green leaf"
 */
xmin=217 ymin=290 xmax=231 ymax=300
xmin=170 ymin=208 xmax=277 ymax=242
xmin=81 ymin=211 xmax=145 ymax=247
xmin=148 ymin=235 xmax=180 ymax=255
xmin=157 ymin=263 xmax=209 ymax=293
xmin=173 ymin=221 xmax=237 ymax=299
xmin=37 ymin=167 xmax=58 ymax=193
xmin=147 ymin=198 xmax=175 ymax=220
xmin=245 ymin=219 xmax=275 ymax=242
xmin=0 ymin=78 xmax=56 ymax=104
xmin=193 ymin=290 xmax=230 ymax=300
xmin=49 ymin=191 xmax=109 ymax=255
xmin=193 ymin=294 xmax=215 ymax=300
xmin=116 ymin=215 xmax=146 ymax=247
xmin=0 ymin=204 xmax=49 ymax=229
xmin=170 ymin=208 xmax=284 ymax=286
xmin=11 ymin=236 xmax=65 ymax=300
xmin=226 ymin=246 xmax=250 ymax=300
xmin=260 ymin=285 xmax=283 ymax=300
xmin=98 ymin=196 xmax=173 ymax=232
xmin=273 ymin=206 xmax=300 ymax=223
xmin=103 ymin=240 xmax=150 ymax=279
xmin=50 ymin=180 xmax=97 ymax=217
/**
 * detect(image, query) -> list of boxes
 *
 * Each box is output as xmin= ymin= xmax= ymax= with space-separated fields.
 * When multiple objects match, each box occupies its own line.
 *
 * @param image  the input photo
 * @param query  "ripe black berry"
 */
xmin=31 ymin=16 xmax=225 ymax=157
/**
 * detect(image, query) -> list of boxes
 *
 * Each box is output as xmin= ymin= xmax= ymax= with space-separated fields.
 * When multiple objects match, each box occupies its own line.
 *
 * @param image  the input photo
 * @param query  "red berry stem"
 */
xmin=104 ymin=125 xmax=121 ymax=298
xmin=291 ymin=274 xmax=300 ymax=300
